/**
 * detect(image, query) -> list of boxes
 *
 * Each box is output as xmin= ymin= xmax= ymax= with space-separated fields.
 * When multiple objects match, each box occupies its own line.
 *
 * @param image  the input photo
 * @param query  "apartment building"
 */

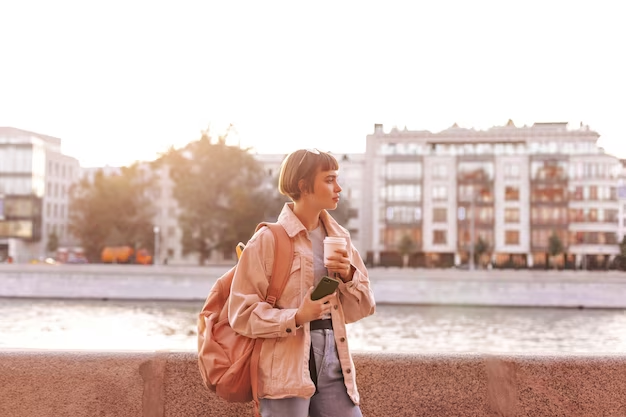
xmin=362 ymin=121 xmax=622 ymax=269
xmin=0 ymin=127 xmax=79 ymax=263
xmin=615 ymin=161 xmax=626 ymax=249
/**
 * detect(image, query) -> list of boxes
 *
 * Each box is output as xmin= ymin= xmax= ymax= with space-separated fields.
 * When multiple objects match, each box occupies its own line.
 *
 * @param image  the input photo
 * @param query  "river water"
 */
xmin=1 ymin=298 xmax=625 ymax=354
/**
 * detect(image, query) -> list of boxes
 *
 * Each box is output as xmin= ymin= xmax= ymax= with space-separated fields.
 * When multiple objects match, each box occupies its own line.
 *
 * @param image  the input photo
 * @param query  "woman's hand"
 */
xmin=295 ymin=287 xmax=336 ymax=326
xmin=325 ymin=249 xmax=353 ymax=282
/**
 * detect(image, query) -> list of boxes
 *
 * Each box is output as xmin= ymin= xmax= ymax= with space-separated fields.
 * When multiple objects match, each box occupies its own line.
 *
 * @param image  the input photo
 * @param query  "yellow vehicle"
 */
xmin=101 ymin=246 xmax=152 ymax=265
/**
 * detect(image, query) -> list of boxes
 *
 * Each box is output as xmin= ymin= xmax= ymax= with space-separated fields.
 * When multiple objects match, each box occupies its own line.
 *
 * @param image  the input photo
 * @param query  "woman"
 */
xmin=229 ymin=148 xmax=376 ymax=417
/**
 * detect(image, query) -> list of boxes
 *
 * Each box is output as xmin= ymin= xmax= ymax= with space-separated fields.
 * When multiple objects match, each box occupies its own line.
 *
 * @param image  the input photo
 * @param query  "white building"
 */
xmin=362 ymin=121 xmax=622 ymax=269
xmin=0 ymin=127 xmax=79 ymax=263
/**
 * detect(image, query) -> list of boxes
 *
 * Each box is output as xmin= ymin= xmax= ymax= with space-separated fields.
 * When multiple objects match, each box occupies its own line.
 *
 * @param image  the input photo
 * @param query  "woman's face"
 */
xmin=302 ymin=167 xmax=342 ymax=210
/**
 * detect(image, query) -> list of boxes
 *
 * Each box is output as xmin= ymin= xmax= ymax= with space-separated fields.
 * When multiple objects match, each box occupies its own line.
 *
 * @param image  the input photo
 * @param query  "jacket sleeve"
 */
xmin=228 ymin=228 xmax=299 ymax=339
xmin=337 ymin=240 xmax=376 ymax=324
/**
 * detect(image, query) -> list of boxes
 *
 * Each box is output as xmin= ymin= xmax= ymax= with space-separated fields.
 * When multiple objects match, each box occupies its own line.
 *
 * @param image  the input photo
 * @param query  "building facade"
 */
xmin=6 ymin=123 xmax=620 ymax=269
xmin=362 ymin=121 xmax=622 ymax=269
xmin=0 ymin=127 xmax=79 ymax=263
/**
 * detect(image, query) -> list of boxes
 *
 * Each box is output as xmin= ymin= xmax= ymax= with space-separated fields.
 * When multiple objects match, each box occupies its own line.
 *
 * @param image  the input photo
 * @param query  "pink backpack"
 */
xmin=197 ymin=222 xmax=293 ymax=405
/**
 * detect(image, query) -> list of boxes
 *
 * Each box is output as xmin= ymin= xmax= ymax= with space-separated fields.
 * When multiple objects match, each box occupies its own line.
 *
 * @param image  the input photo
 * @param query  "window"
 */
xmin=504 ymin=208 xmax=520 ymax=223
xmin=386 ymin=162 xmax=422 ymax=180
xmin=167 ymin=226 xmax=176 ymax=237
xmin=433 ymin=208 xmax=447 ymax=223
xmin=432 ymin=164 xmax=447 ymax=179
xmin=458 ymin=162 xmax=494 ymax=181
xmin=505 ymin=186 xmax=519 ymax=201
xmin=459 ymin=185 xmax=494 ymax=202
xmin=432 ymin=186 xmax=448 ymax=201
xmin=569 ymin=186 xmax=583 ymax=200
xmin=385 ymin=185 xmax=421 ymax=202
xmin=504 ymin=164 xmax=520 ymax=179
xmin=531 ymin=160 xmax=568 ymax=180
xmin=505 ymin=230 xmax=519 ymax=245
xmin=531 ymin=185 xmax=566 ymax=203
xmin=531 ymin=207 xmax=567 ymax=224
xmin=383 ymin=227 xmax=422 ymax=247
xmin=605 ymin=209 xmax=618 ymax=223
xmin=433 ymin=230 xmax=447 ymax=245
xmin=569 ymin=208 xmax=584 ymax=222
xmin=477 ymin=207 xmax=494 ymax=223
xmin=386 ymin=206 xmax=422 ymax=223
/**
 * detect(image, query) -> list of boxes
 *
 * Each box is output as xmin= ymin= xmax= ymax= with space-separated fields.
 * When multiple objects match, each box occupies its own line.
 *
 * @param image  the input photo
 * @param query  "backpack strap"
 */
xmin=260 ymin=222 xmax=294 ymax=306
xmin=251 ymin=222 xmax=293 ymax=416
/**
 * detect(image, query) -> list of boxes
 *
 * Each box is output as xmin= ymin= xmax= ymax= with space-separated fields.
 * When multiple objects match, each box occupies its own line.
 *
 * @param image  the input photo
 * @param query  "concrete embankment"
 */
xmin=1 ymin=350 xmax=625 ymax=417
xmin=1 ymin=264 xmax=626 ymax=308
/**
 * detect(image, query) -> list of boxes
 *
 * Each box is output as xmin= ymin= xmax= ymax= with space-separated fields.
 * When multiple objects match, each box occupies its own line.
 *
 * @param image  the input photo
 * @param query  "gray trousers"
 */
xmin=259 ymin=329 xmax=363 ymax=417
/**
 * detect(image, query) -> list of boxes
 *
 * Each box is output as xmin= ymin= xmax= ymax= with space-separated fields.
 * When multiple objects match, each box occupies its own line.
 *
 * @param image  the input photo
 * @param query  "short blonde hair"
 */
xmin=278 ymin=149 xmax=339 ymax=201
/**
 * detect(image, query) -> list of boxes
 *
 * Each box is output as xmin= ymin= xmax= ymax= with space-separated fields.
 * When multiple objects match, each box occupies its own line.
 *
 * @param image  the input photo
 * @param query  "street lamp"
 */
xmin=153 ymin=226 xmax=160 ymax=266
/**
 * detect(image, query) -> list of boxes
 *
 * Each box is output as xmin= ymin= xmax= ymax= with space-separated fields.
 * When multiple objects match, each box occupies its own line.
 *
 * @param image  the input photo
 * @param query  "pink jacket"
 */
xmin=228 ymin=203 xmax=376 ymax=403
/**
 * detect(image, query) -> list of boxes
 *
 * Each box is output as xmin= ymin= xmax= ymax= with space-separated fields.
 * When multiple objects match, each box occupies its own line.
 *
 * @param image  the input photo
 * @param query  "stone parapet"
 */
xmin=1 ymin=350 xmax=625 ymax=417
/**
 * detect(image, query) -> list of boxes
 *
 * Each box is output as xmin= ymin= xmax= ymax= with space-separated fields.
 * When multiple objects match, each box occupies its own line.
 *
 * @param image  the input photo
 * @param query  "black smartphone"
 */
xmin=310 ymin=276 xmax=341 ymax=301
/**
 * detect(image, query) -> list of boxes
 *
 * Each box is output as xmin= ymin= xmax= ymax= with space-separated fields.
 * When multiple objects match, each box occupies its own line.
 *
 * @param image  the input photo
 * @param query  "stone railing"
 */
xmin=1 ymin=350 xmax=625 ymax=416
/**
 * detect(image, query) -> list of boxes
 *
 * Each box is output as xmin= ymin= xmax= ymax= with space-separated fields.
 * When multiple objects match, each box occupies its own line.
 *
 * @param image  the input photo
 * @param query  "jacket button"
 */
xmin=340 ymin=337 xmax=345 ymax=342
xmin=286 ymin=328 xmax=292 ymax=333
xmin=334 ymin=305 xmax=338 ymax=310
xmin=345 ymin=369 xmax=352 ymax=374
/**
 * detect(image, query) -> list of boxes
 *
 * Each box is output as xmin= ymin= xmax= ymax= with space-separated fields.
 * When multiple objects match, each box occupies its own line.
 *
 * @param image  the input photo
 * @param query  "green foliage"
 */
xmin=475 ymin=237 xmax=489 ymax=258
xmin=68 ymin=165 xmax=156 ymax=262
xmin=548 ymin=232 xmax=564 ymax=257
xmin=616 ymin=235 xmax=626 ymax=271
xmin=397 ymin=233 xmax=415 ymax=268
xmin=548 ymin=231 xmax=564 ymax=270
xmin=161 ymin=129 xmax=280 ymax=265
xmin=474 ymin=236 xmax=490 ymax=268
xmin=397 ymin=234 xmax=415 ymax=256
xmin=46 ymin=230 xmax=59 ymax=254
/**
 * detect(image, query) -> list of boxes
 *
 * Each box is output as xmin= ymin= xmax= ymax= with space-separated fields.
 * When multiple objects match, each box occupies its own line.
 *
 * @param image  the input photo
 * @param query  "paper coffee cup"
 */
xmin=323 ymin=236 xmax=347 ymax=265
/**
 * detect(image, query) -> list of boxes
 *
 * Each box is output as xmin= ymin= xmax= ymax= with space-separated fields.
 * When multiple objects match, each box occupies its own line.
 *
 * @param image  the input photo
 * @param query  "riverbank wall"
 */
xmin=1 ymin=264 xmax=626 ymax=308
xmin=1 ymin=350 xmax=625 ymax=417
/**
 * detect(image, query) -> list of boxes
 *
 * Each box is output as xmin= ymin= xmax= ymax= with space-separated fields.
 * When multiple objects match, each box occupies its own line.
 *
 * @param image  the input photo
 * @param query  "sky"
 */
xmin=1 ymin=1 xmax=625 ymax=167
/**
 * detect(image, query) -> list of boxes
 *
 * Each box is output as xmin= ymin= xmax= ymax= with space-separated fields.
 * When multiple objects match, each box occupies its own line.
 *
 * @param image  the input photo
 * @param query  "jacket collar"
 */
xmin=277 ymin=203 xmax=348 ymax=239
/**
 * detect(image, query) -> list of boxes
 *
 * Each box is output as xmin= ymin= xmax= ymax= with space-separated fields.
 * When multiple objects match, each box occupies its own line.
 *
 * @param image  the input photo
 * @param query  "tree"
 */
xmin=161 ymin=128 xmax=277 ymax=265
xmin=548 ymin=231 xmax=564 ymax=270
xmin=68 ymin=165 xmax=157 ymax=262
xmin=397 ymin=234 xmax=415 ymax=268
xmin=615 ymin=235 xmax=626 ymax=271
xmin=474 ymin=236 xmax=489 ymax=269
xmin=46 ymin=230 xmax=59 ymax=255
